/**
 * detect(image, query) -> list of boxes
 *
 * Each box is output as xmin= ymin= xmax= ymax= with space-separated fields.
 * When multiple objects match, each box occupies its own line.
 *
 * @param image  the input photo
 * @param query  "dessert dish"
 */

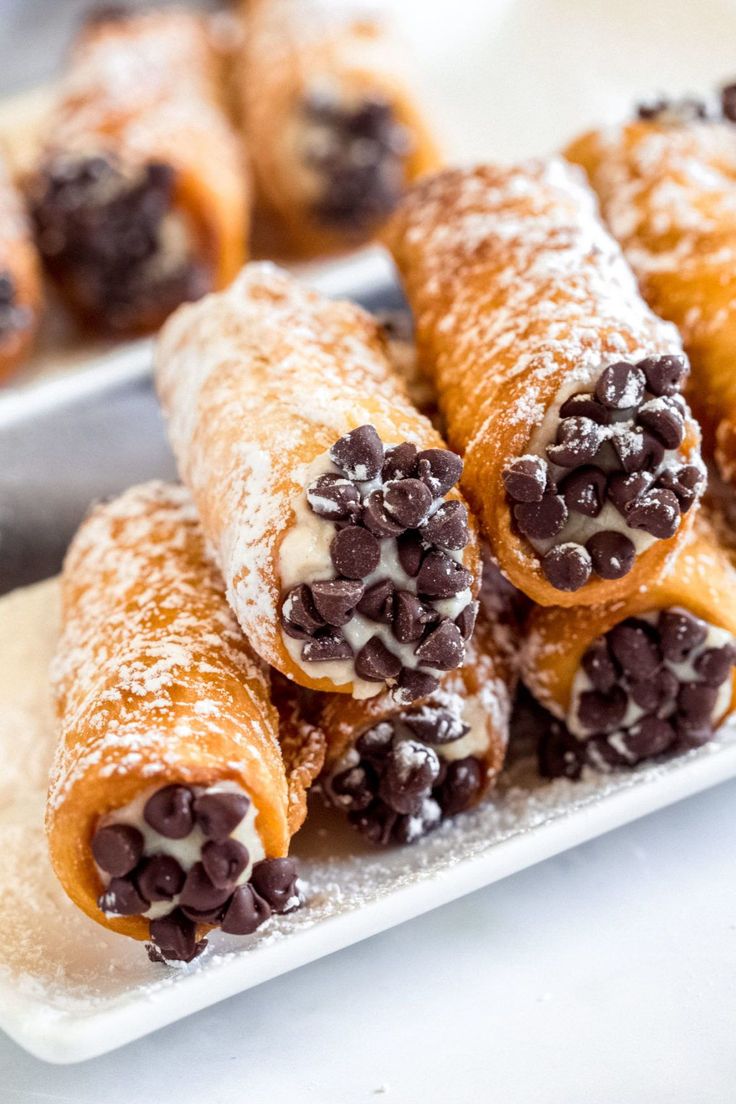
xmin=155 ymin=262 xmax=480 ymax=703
xmin=385 ymin=160 xmax=705 ymax=606
xmin=239 ymin=0 xmax=440 ymax=256
xmin=523 ymin=521 xmax=736 ymax=777
xmin=0 ymin=154 xmax=41 ymax=380
xmin=565 ymin=89 xmax=736 ymax=486
xmin=26 ymin=7 xmax=248 ymax=333
xmin=48 ymin=481 xmax=323 ymax=963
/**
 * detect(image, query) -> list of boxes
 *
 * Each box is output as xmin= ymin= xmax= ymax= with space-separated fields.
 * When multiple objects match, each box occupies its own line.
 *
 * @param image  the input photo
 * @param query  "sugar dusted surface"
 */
xmin=3 ymin=575 xmax=735 ymax=1027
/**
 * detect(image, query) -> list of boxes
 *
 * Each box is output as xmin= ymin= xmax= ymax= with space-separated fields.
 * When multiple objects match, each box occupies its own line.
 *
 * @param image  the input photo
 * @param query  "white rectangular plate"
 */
xmin=2 ymin=577 xmax=735 ymax=1064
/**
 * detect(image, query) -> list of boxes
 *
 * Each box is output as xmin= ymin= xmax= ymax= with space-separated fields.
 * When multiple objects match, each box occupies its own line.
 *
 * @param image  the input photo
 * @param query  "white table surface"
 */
xmin=2 ymin=779 xmax=735 ymax=1101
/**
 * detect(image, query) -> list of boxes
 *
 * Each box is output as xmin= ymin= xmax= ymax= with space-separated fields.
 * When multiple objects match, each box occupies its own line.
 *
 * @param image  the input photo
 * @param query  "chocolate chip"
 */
xmin=329 ymin=425 xmax=383 ymax=481
xmin=384 ymin=478 xmax=433 ymax=528
xmin=136 ymin=854 xmax=185 ymax=902
xmin=201 ymin=838 xmax=249 ymax=888
xmin=415 ymin=448 xmax=463 ymax=495
xmin=414 ymin=619 xmax=465 ymax=670
xmin=99 ymin=875 xmax=149 ymax=916
xmin=281 ymin=585 xmax=325 ymax=640
xmin=559 ymin=392 xmax=611 ymax=424
xmin=658 ymin=608 xmax=708 ymax=663
xmin=629 ymin=667 xmax=679 ymax=712
xmin=355 ymin=637 xmax=402 ymax=681
xmin=582 ymin=638 xmax=619 ymax=693
xmin=357 ymin=579 xmax=395 ymax=623
xmin=595 ymin=362 xmax=646 ymax=409
xmin=625 ymin=716 xmax=676 ymax=760
xmin=694 ymin=644 xmax=736 ymax=686
xmin=348 ymin=800 xmax=398 ymax=845
xmin=657 ymin=464 xmax=703 ymax=512
xmin=310 ymin=579 xmax=365 ymax=626
xmin=637 ymin=96 xmax=707 ymax=123
xmin=677 ymin=682 xmax=718 ymax=731
xmin=382 ymin=442 xmax=418 ymax=482
xmin=180 ymin=903 xmax=227 ymax=925
xmin=560 ymin=466 xmax=607 ymax=517
xmin=514 ymin=492 xmax=568 ymax=541
xmin=220 ymin=884 xmax=272 ymax=935
xmin=192 ymin=791 xmax=250 ymax=841
xmin=455 ymin=600 xmax=478 ymax=640
xmin=437 ymin=757 xmax=484 ymax=817
xmin=637 ymin=397 xmax=685 ymax=448
xmin=608 ymin=620 xmax=661 ymax=677
xmin=91 ymin=824 xmax=143 ymax=877
xmin=416 ymin=550 xmax=472 ymax=597
xmin=250 ymin=858 xmax=299 ymax=912
xmin=638 ymin=354 xmax=687 ymax=396
xmin=330 ymin=762 xmax=376 ymax=811
xmin=577 ymin=685 xmax=628 ymax=733
xmin=541 ymin=543 xmax=592 ymax=591
xmin=395 ymin=668 xmax=440 ymax=702
xmin=179 ymin=862 xmax=233 ymax=912
xmin=537 ymin=723 xmax=583 ymax=780
xmin=330 ymin=526 xmax=381 ymax=578
xmin=586 ymin=531 xmax=636 ymax=580
xmin=397 ymin=530 xmax=424 ymax=576
xmin=607 ymin=470 xmax=655 ymax=515
xmin=356 ymin=721 xmax=395 ymax=758
xmin=403 ymin=707 xmax=469 ymax=745
xmin=302 ymin=632 xmax=353 ymax=662
xmin=626 ymin=488 xmax=680 ymax=538
xmin=420 ymin=500 xmax=470 ymax=550
xmin=144 ymin=785 xmax=194 ymax=839
xmin=584 ymin=735 xmax=632 ymax=770
xmin=380 ymin=740 xmax=440 ymax=815
xmin=149 ymin=910 xmax=203 ymax=962
xmin=546 ymin=416 xmax=603 ymax=467
xmin=502 ymin=456 xmax=548 ymax=503
xmin=306 ymin=472 xmax=360 ymax=520
xmin=393 ymin=800 xmax=442 ymax=844
xmin=611 ymin=428 xmax=664 ymax=474
xmin=723 ymin=83 xmax=736 ymax=121
xmin=362 ymin=489 xmax=406 ymax=538
xmin=393 ymin=591 xmax=438 ymax=643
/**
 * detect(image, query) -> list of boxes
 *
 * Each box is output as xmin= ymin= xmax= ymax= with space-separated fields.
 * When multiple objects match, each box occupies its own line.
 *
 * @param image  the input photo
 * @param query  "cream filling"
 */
xmin=279 ymin=451 xmax=472 ymax=699
xmin=568 ymin=615 xmax=734 ymax=742
xmin=96 ymin=781 xmax=264 ymax=921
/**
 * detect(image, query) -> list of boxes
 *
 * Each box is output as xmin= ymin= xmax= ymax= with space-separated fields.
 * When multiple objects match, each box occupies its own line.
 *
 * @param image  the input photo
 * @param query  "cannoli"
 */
xmin=565 ymin=91 xmax=736 ymax=485
xmin=156 ymin=263 xmax=480 ymax=704
xmin=0 ymin=154 xmax=41 ymax=380
xmin=48 ymin=481 xmax=323 ymax=963
xmin=385 ymin=161 xmax=705 ymax=606
xmin=26 ymin=8 xmax=248 ymax=333
xmin=523 ymin=521 xmax=736 ymax=776
xmin=239 ymin=0 xmax=440 ymax=256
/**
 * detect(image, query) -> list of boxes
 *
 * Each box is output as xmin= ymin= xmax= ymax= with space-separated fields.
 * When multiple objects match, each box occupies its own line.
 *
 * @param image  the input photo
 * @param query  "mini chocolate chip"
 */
xmin=658 ymin=608 xmax=708 ymax=663
xmin=306 ymin=472 xmax=360 ymax=520
xmin=638 ymin=354 xmax=687 ymax=397
xmin=348 ymin=800 xmax=398 ymax=845
xmin=383 ymin=478 xmax=433 ymax=528
xmin=362 ymin=489 xmax=406 ymax=538
xmin=657 ymin=464 xmax=703 ymax=512
xmin=179 ymin=862 xmax=233 ymax=912
xmin=395 ymin=668 xmax=440 ymax=703
xmin=193 ymin=791 xmax=250 ymax=840
xmin=582 ymin=638 xmax=619 ymax=693
xmin=180 ymin=903 xmax=227 ymax=925
xmin=595 ymin=362 xmax=646 ymax=409
xmin=415 ymin=448 xmax=463 ymax=495
xmin=302 ymin=632 xmax=353 ymax=662
xmin=331 ymin=526 xmax=381 ymax=578
xmin=403 ymin=707 xmax=469 ymax=745
xmin=629 ymin=667 xmax=679 ymax=713
xmin=310 ymin=579 xmax=365 ymax=626
xmin=382 ymin=442 xmax=418 ymax=482
xmin=149 ymin=910 xmax=203 ymax=962
xmin=416 ymin=550 xmax=472 ymax=597
xmin=608 ymin=620 xmax=661 ymax=677
xmin=397 ymin=530 xmax=424 ymax=576
xmin=420 ymin=500 xmax=470 ymax=550
xmin=144 ymin=785 xmax=194 ymax=839
xmin=201 ymin=838 xmax=249 ymax=888
xmin=91 ymin=824 xmax=144 ymax=877
xmin=723 ymin=83 xmax=736 ymax=121
xmin=584 ymin=735 xmax=633 ymax=771
xmin=330 ymin=763 xmax=376 ymax=811
xmin=546 ymin=416 xmax=603 ymax=467
xmin=379 ymin=739 xmax=440 ymax=815
xmin=329 ymin=424 xmax=384 ymax=481
xmin=137 ymin=854 xmax=186 ymax=902
xmin=437 ymin=757 xmax=484 ymax=817
xmin=356 ymin=721 xmax=395 ymax=758
xmin=393 ymin=800 xmax=443 ymax=844
xmin=559 ymin=392 xmax=611 ymax=425
xmin=250 ymin=858 xmax=299 ymax=912
xmin=514 ymin=492 xmax=568 ymax=541
xmin=626 ymin=488 xmax=680 ymax=538
xmin=537 ymin=723 xmax=584 ymax=780
xmin=694 ymin=644 xmax=736 ymax=686
xmin=414 ymin=619 xmax=465 ymax=670
xmin=357 ymin=579 xmax=395 ymax=623
xmin=637 ymin=96 xmax=707 ymax=123
xmin=502 ymin=456 xmax=548 ymax=503
xmin=677 ymin=682 xmax=719 ymax=730
xmin=355 ymin=636 xmax=402 ymax=681
xmin=607 ymin=470 xmax=655 ymax=515
xmin=455 ymin=600 xmax=479 ymax=641
xmin=560 ymin=465 xmax=607 ymax=518
xmin=220 ymin=884 xmax=272 ymax=935
xmin=393 ymin=591 xmax=439 ymax=643
xmin=611 ymin=428 xmax=664 ymax=474
xmin=586 ymin=530 xmax=636 ymax=580
xmin=281 ymin=584 xmax=325 ymax=640
xmin=637 ymin=397 xmax=685 ymax=448
xmin=99 ymin=875 xmax=149 ymax=916
xmin=577 ymin=685 xmax=628 ymax=733
xmin=625 ymin=716 xmax=676 ymax=760
xmin=541 ymin=543 xmax=592 ymax=591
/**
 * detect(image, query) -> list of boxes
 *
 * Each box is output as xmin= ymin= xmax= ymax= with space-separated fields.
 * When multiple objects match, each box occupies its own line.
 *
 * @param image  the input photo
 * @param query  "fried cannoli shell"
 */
xmin=48 ymin=481 xmax=300 ymax=944
xmin=0 ymin=156 xmax=41 ymax=379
